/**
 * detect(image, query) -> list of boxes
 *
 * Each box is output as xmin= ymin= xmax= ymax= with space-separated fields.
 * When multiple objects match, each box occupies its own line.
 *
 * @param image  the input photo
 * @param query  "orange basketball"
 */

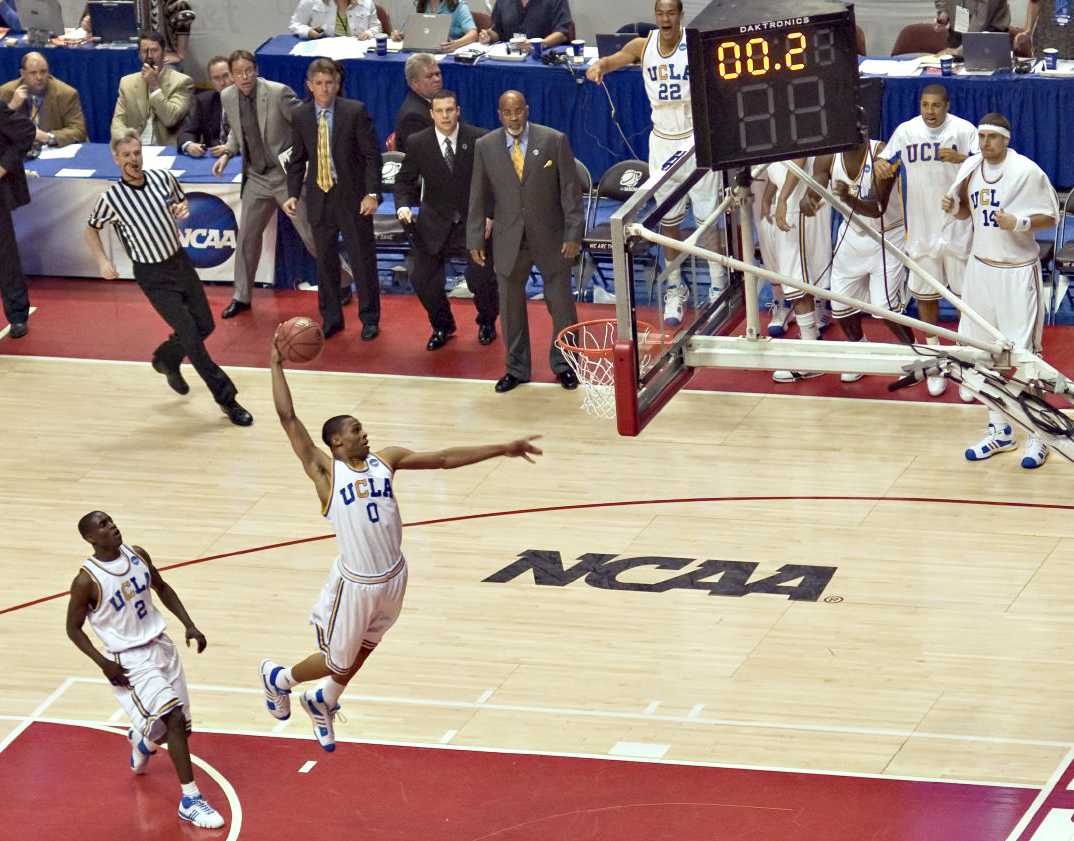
xmin=277 ymin=317 xmax=324 ymax=364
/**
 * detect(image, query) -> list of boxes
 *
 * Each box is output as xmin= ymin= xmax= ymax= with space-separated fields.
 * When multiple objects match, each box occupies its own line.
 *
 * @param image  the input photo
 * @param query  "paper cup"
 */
xmin=939 ymin=55 xmax=953 ymax=76
xmin=530 ymin=37 xmax=543 ymax=59
xmin=571 ymin=38 xmax=584 ymax=56
xmin=1044 ymin=47 xmax=1058 ymax=70
xmin=375 ymin=33 xmax=388 ymax=55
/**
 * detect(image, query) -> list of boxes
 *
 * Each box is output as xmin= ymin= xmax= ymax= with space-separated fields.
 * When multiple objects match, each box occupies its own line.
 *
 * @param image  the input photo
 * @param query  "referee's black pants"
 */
xmin=0 ymin=204 xmax=30 ymax=326
xmin=134 ymin=251 xmax=237 ymax=405
xmin=313 ymin=187 xmax=379 ymax=333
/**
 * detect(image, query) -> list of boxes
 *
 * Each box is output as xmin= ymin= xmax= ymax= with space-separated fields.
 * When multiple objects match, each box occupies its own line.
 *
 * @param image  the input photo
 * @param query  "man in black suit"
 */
xmin=178 ymin=55 xmax=231 ymax=157
xmin=395 ymin=89 xmax=498 ymax=350
xmin=0 ymin=99 xmax=34 ymax=339
xmin=392 ymin=53 xmax=440 ymax=155
xmin=284 ymin=58 xmax=382 ymax=341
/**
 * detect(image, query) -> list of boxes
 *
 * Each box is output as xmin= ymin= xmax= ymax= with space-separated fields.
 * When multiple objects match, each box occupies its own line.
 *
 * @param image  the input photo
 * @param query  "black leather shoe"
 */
xmin=340 ymin=286 xmax=353 ymax=307
xmin=477 ymin=324 xmax=496 ymax=345
xmin=220 ymin=401 xmax=253 ymax=426
xmin=152 ymin=358 xmax=190 ymax=395
xmin=220 ymin=300 xmax=251 ymax=319
xmin=323 ymin=322 xmax=344 ymax=340
xmin=9 ymin=322 xmax=27 ymax=338
xmin=495 ymin=373 xmax=528 ymax=393
xmin=557 ymin=369 xmax=579 ymax=390
xmin=425 ymin=327 xmax=455 ymax=351
xmin=361 ymin=324 xmax=379 ymax=341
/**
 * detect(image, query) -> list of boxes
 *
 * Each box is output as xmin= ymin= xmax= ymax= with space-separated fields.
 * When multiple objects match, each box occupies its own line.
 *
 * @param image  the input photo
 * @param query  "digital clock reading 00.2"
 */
xmin=687 ymin=10 xmax=861 ymax=171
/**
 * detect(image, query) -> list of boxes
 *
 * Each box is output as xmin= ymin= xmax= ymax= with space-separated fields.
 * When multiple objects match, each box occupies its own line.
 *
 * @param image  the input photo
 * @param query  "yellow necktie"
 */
xmin=29 ymin=98 xmax=40 ymax=127
xmin=317 ymin=109 xmax=335 ymax=193
xmin=512 ymin=138 xmax=524 ymax=180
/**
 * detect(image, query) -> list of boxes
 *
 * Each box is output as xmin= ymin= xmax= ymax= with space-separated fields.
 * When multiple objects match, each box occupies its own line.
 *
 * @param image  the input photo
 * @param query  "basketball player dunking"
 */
xmin=586 ymin=0 xmax=726 ymax=327
xmin=261 ymin=333 xmax=542 ymax=751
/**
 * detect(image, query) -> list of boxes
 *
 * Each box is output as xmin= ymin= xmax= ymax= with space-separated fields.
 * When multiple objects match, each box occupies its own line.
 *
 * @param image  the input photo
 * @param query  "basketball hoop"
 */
xmin=556 ymin=319 xmax=659 ymax=419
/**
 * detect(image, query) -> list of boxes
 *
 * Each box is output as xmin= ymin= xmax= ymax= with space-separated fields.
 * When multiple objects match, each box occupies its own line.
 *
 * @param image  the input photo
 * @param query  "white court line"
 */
xmin=189 ymin=751 xmax=243 ymax=841
xmin=0 ymin=676 xmax=76 ymax=756
xmin=108 ymin=707 xmax=125 ymax=722
xmin=688 ymin=704 xmax=705 ymax=719
xmin=1005 ymin=745 xmax=1074 ymax=841
xmin=272 ymin=718 xmax=290 ymax=733
xmin=476 ymin=690 xmax=493 ymax=704
xmin=0 ymin=306 xmax=36 ymax=341
xmin=0 ymin=713 xmax=1039 ymax=790
xmin=439 ymin=730 xmax=457 ymax=744
xmin=298 ymin=760 xmax=317 ymax=774
xmin=644 ymin=701 xmax=661 ymax=715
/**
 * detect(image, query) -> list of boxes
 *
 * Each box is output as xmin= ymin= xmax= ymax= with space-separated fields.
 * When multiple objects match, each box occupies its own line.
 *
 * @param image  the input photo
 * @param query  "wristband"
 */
xmin=1014 ymin=216 xmax=1032 ymax=232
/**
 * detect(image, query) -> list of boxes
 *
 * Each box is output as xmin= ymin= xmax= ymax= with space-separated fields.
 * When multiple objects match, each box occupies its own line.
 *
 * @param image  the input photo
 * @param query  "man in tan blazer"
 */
xmin=0 ymin=52 xmax=87 ymax=149
xmin=111 ymin=31 xmax=193 ymax=146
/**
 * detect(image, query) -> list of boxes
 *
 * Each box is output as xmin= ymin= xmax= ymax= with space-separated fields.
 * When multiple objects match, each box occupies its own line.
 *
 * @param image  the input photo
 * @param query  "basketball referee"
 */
xmin=85 ymin=129 xmax=253 ymax=426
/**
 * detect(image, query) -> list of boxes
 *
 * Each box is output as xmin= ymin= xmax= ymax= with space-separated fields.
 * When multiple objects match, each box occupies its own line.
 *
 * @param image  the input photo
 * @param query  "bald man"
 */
xmin=0 ymin=52 xmax=87 ymax=150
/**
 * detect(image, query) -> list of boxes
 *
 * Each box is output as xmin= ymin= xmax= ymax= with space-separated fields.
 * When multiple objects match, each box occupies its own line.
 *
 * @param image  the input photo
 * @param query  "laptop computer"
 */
xmin=18 ymin=0 xmax=64 ymax=37
xmin=596 ymin=33 xmax=638 ymax=57
xmin=88 ymin=1 xmax=139 ymax=45
xmin=962 ymin=31 xmax=1012 ymax=72
xmin=402 ymin=13 xmax=451 ymax=53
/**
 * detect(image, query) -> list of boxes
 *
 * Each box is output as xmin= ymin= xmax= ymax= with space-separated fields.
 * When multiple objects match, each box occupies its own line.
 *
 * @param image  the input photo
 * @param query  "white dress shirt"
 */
xmin=289 ymin=0 xmax=382 ymax=38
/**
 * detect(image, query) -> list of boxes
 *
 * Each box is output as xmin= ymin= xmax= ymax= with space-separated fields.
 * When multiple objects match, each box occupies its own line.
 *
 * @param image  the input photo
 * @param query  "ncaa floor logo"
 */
xmin=178 ymin=192 xmax=237 ymax=268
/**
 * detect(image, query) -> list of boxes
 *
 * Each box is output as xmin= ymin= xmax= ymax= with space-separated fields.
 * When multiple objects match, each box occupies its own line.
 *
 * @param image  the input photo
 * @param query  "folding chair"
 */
xmin=372 ymin=151 xmax=410 ymax=287
xmin=576 ymin=159 xmax=656 ymax=301
xmin=1049 ymin=189 xmax=1074 ymax=323
xmin=890 ymin=22 xmax=947 ymax=56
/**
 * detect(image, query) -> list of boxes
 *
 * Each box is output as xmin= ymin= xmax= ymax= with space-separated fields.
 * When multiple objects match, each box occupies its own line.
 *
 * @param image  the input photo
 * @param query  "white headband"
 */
xmin=978 ymin=123 xmax=1011 ymax=138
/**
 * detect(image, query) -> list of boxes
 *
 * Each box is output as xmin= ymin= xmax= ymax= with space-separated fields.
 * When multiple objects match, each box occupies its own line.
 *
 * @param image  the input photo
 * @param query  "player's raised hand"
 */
xmin=504 ymin=435 xmax=543 ymax=463
xmin=101 ymin=659 xmax=131 ymax=688
xmin=185 ymin=625 xmax=207 ymax=653
xmin=270 ymin=328 xmax=284 ymax=365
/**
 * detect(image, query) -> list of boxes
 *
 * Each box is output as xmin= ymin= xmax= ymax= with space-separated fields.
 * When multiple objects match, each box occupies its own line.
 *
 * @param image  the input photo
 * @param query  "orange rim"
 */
xmin=555 ymin=319 xmax=660 ymax=359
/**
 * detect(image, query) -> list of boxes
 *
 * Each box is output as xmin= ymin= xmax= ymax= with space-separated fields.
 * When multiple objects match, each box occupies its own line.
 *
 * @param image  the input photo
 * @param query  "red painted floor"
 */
xmin=0 ymin=721 xmax=1039 ymax=840
xmin=9 ymin=277 xmax=1074 ymax=403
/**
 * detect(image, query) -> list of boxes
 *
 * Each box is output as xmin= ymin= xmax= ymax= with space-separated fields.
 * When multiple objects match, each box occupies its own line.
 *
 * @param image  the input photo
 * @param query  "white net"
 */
xmin=557 ymin=320 xmax=654 ymax=420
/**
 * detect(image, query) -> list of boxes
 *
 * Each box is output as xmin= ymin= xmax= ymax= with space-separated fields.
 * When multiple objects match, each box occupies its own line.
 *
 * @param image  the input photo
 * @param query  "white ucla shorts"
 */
xmin=111 ymin=633 xmax=190 ymax=743
xmin=908 ymin=253 xmax=966 ymax=300
xmin=958 ymin=257 xmax=1044 ymax=353
xmin=779 ymin=208 xmax=833 ymax=302
xmin=830 ymin=227 xmax=908 ymax=317
xmin=310 ymin=555 xmax=408 ymax=674
xmin=648 ymin=132 xmax=721 ymax=227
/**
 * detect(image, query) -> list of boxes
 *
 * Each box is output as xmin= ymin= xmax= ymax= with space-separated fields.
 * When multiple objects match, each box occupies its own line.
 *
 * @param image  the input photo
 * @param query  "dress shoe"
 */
xmin=557 ymin=369 xmax=579 ymax=390
xmin=220 ymin=300 xmax=251 ymax=319
xmin=340 ymin=285 xmax=353 ymax=307
xmin=9 ymin=322 xmax=27 ymax=339
xmin=152 ymin=358 xmax=190 ymax=395
xmin=425 ymin=327 xmax=455 ymax=351
xmin=220 ymin=401 xmax=253 ymax=426
xmin=361 ymin=324 xmax=379 ymax=341
xmin=323 ymin=323 xmax=344 ymax=340
xmin=477 ymin=324 xmax=496 ymax=345
xmin=495 ymin=373 xmax=528 ymax=393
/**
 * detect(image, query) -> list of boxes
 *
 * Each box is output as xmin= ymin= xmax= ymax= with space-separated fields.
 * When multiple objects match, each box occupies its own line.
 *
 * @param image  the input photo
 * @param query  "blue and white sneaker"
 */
xmin=965 ymin=424 xmax=1017 ymax=461
xmin=301 ymin=688 xmax=340 ymax=752
xmin=259 ymin=658 xmax=291 ymax=720
xmin=179 ymin=794 xmax=225 ymax=829
xmin=663 ymin=282 xmax=689 ymax=327
xmin=1021 ymin=436 xmax=1049 ymax=469
xmin=127 ymin=728 xmax=155 ymax=775
xmin=766 ymin=300 xmax=795 ymax=337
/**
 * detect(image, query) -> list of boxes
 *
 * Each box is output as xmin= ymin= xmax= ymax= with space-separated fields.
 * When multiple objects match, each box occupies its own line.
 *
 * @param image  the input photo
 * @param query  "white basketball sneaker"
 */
xmin=965 ymin=424 xmax=1017 ymax=461
xmin=926 ymin=375 xmax=948 ymax=397
xmin=840 ymin=371 xmax=864 ymax=383
xmin=772 ymin=370 xmax=823 ymax=383
xmin=663 ymin=283 xmax=689 ymax=327
xmin=814 ymin=302 xmax=833 ymax=333
xmin=259 ymin=658 xmax=291 ymax=720
xmin=127 ymin=728 xmax=155 ymax=775
xmin=179 ymin=794 xmax=226 ymax=829
xmin=958 ymin=384 xmax=975 ymax=403
xmin=1021 ymin=436 xmax=1049 ymax=469
xmin=301 ymin=687 xmax=340 ymax=752
xmin=766 ymin=300 xmax=795 ymax=336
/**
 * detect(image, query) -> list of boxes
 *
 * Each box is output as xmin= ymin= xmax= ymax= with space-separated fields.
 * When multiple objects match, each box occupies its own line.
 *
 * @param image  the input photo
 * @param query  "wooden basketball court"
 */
xmin=3 ymin=288 xmax=1074 ymax=838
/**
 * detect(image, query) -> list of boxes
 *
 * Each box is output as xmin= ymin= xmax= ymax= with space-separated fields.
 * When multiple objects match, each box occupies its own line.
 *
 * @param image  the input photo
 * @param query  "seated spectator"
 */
xmin=178 ymin=55 xmax=232 ymax=157
xmin=0 ymin=52 xmax=88 ymax=149
xmin=0 ymin=0 xmax=20 ymax=31
xmin=390 ymin=0 xmax=478 ymax=52
xmin=111 ymin=31 xmax=193 ymax=146
xmin=393 ymin=52 xmax=441 ymax=154
xmin=290 ymin=0 xmax=382 ymax=39
xmin=477 ymin=0 xmax=571 ymax=49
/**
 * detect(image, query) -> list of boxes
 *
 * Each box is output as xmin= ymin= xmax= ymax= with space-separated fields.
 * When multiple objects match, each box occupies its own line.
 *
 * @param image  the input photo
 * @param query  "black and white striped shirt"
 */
xmin=87 ymin=170 xmax=185 ymax=264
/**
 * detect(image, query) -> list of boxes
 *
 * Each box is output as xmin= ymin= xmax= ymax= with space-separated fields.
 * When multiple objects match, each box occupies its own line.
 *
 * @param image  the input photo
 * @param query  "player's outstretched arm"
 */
xmin=380 ymin=435 xmax=543 ymax=471
xmin=270 ymin=334 xmax=333 ymax=497
xmin=66 ymin=570 xmax=131 ymax=687
xmin=133 ymin=546 xmax=207 ymax=653
xmin=585 ymin=37 xmax=645 ymax=83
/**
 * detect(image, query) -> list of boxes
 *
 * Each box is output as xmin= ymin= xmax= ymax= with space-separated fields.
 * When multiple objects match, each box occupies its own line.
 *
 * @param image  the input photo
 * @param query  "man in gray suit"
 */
xmin=468 ymin=90 xmax=583 ymax=393
xmin=211 ymin=50 xmax=347 ymax=318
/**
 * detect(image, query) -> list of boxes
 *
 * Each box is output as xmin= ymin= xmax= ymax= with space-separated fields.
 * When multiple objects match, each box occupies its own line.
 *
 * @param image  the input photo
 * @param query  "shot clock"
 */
xmin=686 ymin=0 xmax=863 ymax=169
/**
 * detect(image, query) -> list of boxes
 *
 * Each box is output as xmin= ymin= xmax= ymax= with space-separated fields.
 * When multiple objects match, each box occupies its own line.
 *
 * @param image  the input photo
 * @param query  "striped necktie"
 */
xmin=512 ymin=138 xmax=524 ymax=180
xmin=29 ymin=98 xmax=40 ymax=127
xmin=316 ymin=109 xmax=335 ymax=193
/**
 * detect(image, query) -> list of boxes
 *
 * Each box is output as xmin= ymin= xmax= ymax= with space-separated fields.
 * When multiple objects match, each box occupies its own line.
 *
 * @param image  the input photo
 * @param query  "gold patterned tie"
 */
xmin=29 ymin=98 xmax=40 ymax=127
xmin=512 ymin=138 xmax=524 ymax=180
xmin=316 ymin=109 xmax=335 ymax=193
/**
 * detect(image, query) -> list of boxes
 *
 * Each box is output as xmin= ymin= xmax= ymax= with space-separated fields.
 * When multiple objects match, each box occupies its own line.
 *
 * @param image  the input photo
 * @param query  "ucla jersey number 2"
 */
xmin=658 ymin=82 xmax=681 ymax=100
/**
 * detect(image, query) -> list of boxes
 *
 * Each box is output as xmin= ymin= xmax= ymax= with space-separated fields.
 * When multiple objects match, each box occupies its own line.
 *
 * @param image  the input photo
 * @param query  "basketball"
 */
xmin=277 ymin=317 xmax=324 ymax=364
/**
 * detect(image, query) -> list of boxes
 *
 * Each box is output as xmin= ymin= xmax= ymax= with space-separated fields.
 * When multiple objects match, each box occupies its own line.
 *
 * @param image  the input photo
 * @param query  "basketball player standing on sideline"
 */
xmin=261 ymin=333 xmax=542 ymax=752
xmin=874 ymin=84 xmax=977 ymax=398
xmin=586 ymin=0 xmax=727 ymax=327
xmin=942 ymin=113 xmax=1058 ymax=467
xmin=65 ymin=511 xmax=225 ymax=830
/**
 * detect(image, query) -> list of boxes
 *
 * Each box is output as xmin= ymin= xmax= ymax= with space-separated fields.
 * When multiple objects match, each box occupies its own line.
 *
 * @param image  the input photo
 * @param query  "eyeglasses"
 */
xmin=499 ymin=109 xmax=526 ymax=118
xmin=232 ymin=68 xmax=256 ymax=79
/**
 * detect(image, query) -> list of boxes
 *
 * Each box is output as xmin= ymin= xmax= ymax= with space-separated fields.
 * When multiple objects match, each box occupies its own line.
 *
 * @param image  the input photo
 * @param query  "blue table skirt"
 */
xmin=0 ymin=39 xmax=140 ymax=143
xmin=254 ymin=35 xmax=652 ymax=183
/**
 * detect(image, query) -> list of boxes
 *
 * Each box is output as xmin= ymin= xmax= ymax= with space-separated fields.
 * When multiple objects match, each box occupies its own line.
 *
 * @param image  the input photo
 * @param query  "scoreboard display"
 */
xmin=686 ymin=0 xmax=863 ymax=169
